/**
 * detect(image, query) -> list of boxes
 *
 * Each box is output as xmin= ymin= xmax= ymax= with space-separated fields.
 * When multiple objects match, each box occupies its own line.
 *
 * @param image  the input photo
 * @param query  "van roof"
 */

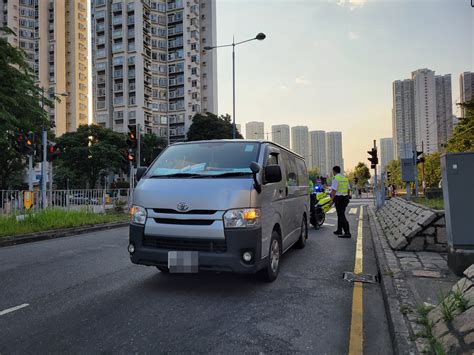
xmin=171 ymin=139 xmax=304 ymax=160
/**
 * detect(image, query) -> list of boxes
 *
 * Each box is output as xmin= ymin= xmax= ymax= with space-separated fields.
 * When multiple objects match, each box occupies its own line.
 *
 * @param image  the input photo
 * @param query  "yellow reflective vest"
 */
xmin=335 ymin=175 xmax=349 ymax=195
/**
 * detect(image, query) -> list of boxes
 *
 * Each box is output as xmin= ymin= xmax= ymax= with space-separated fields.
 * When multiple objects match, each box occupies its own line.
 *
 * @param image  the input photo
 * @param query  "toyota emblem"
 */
xmin=176 ymin=202 xmax=190 ymax=212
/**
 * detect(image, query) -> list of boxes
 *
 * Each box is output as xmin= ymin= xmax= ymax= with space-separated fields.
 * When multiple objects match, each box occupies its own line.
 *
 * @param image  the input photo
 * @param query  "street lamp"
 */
xmin=40 ymin=89 xmax=68 ymax=208
xmin=204 ymin=32 xmax=266 ymax=139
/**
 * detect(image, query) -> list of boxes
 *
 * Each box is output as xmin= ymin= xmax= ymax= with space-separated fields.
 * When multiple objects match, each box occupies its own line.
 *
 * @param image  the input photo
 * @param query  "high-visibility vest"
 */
xmin=335 ymin=175 xmax=349 ymax=195
xmin=309 ymin=180 xmax=314 ymax=193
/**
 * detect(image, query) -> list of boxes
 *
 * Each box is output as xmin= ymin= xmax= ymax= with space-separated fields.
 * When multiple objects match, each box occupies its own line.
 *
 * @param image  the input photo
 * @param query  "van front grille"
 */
xmin=143 ymin=236 xmax=227 ymax=252
xmin=152 ymin=208 xmax=217 ymax=215
xmin=154 ymin=218 xmax=215 ymax=226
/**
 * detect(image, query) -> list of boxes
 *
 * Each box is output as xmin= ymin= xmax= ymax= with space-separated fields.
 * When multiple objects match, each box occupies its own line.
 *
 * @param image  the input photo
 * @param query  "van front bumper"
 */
xmin=129 ymin=224 xmax=265 ymax=273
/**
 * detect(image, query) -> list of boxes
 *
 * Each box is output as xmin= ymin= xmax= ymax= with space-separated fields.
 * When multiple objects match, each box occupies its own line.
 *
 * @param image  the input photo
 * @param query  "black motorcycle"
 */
xmin=310 ymin=192 xmax=327 ymax=229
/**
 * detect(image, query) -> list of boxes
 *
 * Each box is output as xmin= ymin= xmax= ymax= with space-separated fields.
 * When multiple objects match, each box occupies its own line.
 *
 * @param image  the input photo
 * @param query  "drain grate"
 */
xmin=342 ymin=271 xmax=379 ymax=284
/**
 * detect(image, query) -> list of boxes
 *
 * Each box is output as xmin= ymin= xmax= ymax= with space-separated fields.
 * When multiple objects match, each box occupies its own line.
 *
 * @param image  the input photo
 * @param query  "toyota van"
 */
xmin=128 ymin=140 xmax=309 ymax=281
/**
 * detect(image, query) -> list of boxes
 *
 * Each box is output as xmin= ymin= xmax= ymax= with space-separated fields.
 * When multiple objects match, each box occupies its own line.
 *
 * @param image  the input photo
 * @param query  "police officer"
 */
xmin=330 ymin=166 xmax=351 ymax=238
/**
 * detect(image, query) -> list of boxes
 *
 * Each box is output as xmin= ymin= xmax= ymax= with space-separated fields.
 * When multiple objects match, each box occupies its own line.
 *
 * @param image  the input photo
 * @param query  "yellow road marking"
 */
xmin=349 ymin=206 xmax=364 ymax=355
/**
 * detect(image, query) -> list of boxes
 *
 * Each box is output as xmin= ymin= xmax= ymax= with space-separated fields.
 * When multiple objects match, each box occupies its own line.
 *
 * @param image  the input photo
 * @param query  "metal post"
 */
xmin=137 ymin=123 xmax=141 ymax=168
xmin=28 ymin=155 xmax=33 ymax=191
xmin=406 ymin=182 xmax=411 ymax=200
xmin=414 ymin=148 xmax=419 ymax=197
xmin=232 ymin=37 xmax=236 ymax=139
xmin=49 ymin=162 xmax=53 ymax=206
xmin=66 ymin=178 xmax=70 ymax=210
xmin=421 ymin=141 xmax=425 ymax=197
xmin=40 ymin=90 xmax=47 ymax=208
xmin=373 ymin=140 xmax=378 ymax=208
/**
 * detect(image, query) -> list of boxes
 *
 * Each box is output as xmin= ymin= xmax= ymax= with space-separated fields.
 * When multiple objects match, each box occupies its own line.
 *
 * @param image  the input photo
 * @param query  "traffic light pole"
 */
xmin=373 ymin=140 xmax=379 ymax=208
xmin=28 ymin=155 xmax=33 ymax=191
xmin=40 ymin=90 xmax=48 ymax=209
xmin=414 ymin=148 xmax=419 ymax=198
xmin=137 ymin=124 xmax=141 ymax=168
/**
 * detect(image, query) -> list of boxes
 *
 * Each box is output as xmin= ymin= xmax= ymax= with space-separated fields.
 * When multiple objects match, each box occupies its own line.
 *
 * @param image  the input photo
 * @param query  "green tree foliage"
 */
xmin=419 ymin=152 xmax=441 ymax=188
xmin=307 ymin=168 xmax=320 ymax=183
xmin=187 ymin=113 xmax=243 ymax=141
xmin=0 ymin=27 xmax=53 ymax=189
xmin=351 ymin=162 xmax=371 ymax=187
xmin=54 ymin=125 xmax=127 ymax=188
xmin=140 ymin=133 xmax=167 ymax=166
xmin=385 ymin=159 xmax=403 ymax=188
xmin=447 ymin=98 xmax=474 ymax=153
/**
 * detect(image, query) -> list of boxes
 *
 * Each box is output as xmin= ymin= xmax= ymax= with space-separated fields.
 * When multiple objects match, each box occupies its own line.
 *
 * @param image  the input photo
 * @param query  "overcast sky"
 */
xmin=215 ymin=0 xmax=473 ymax=170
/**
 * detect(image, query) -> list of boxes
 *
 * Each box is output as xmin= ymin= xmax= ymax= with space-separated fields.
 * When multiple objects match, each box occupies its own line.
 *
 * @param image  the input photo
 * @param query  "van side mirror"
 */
xmin=264 ymin=165 xmax=282 ymax=184
xmin=136 ymin=167 xmax=147 ymax=182
xmin=249 ymin=162 xmax=262 ymax=193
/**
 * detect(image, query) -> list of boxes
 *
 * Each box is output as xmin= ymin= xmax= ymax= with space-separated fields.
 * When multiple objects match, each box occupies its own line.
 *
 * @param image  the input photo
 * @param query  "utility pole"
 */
xmin=421 ymin=141 xmax=426 ymax=196
xmin=137 ymin=123 xmax=141 ymax=168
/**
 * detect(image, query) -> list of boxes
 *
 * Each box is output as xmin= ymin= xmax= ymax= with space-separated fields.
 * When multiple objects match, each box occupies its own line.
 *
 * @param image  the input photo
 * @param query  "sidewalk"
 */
xmin=367 ymin=205 xmax=473 ymax=354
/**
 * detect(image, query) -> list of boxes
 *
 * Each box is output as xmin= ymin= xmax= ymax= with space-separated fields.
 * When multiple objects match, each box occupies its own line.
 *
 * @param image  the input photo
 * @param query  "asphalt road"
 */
xmin=0 ymin=199 xmax=393 ymax=354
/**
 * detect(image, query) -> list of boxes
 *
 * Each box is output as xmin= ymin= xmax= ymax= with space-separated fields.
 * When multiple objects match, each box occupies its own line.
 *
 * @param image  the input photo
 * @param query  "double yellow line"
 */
xmin=349 ymin=206 xmax=364 ymax=355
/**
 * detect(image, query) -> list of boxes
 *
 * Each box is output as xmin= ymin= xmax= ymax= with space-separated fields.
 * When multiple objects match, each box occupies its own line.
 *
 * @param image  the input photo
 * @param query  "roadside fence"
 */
xmin=0 ymin=189 xmax=133 ymax=216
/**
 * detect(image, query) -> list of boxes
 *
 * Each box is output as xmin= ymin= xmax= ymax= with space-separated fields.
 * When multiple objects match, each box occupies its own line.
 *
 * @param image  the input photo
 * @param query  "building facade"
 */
xmin=1 ymin=0 xmax=89 ymax=136
xmin=460 ymin=72 xmax=474 ymax=118
xmin=435 ymin=74 xmax=453 ymax=150
xmin=392 ymin=79 xmax=415 ymax=159
xmin=309 ymin=130 xmax=327 ymax=176
xmin=271 ymin=124 xmax=290 ymax=148
xmin=380 ymin=137 xmax=394 ymax=173
xmin=91 ymin=0 xmax=217 ymax=140
xmin=326 ymin=131 xmax=343 ymax=174
xmin=291 ymin=126 xmax=309 ymax=166
xmin=245 ymin=121 xmax=264 ymax=139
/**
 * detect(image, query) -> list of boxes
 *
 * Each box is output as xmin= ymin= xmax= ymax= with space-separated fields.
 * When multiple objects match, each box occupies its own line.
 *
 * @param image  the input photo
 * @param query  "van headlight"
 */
xmin=130 ymin=205 xmax=147 ymax=225
xmin=223 ymin=208 xmax=260 ymax=228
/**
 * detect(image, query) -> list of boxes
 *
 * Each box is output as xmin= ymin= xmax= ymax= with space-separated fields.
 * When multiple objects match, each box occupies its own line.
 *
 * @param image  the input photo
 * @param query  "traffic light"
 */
xmin=15 ymin=132 xmax=26 ymax=154
xmin=416 ymin=151 xmax=425 ymax=164
xmin=126 ymin=149 xmax=135 ymax=162
xmin=47 ymin=143 xmax=61 ymax=162
xmin=367 ymin=148 xmax=378 ymax=169
xmin=127 ymin=124 xmax=137 ymax=149
xmin=25 ymin=132 xmax=35 ymax=155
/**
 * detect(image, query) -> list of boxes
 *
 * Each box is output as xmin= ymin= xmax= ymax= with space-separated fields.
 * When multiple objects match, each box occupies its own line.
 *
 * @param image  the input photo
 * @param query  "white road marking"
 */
xmin=323 ymin=223 xmax=336 ymax=227
xmin=328 ymin=208 xmax=336 ymax=214
xmin=349 ymin=208 xmax=358 ymax=215
xmin=0 ymin=303 xmax=29 ymax=316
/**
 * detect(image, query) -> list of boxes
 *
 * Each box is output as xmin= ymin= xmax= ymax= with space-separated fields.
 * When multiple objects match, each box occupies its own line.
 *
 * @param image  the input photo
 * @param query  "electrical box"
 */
xmin=441 ymin=152 xmax=474 ymax=249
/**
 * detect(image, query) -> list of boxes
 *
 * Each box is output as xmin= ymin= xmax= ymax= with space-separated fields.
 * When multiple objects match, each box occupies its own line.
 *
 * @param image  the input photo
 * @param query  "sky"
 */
xmin=214 ymin=0 xmax=473 ymax=170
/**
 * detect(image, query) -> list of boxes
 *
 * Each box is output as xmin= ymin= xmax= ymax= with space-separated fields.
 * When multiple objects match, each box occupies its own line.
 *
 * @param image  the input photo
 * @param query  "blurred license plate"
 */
xmin=168 ymin=251 xmax=199 ymax=273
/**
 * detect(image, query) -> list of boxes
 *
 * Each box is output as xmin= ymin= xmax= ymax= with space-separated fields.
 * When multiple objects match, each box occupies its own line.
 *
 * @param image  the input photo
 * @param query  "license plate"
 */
xmin=168 ymin=251 xmax=199 ymax=273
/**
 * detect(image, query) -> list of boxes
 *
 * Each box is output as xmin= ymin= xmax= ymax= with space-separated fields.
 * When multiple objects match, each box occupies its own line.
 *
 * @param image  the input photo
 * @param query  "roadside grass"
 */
xmin=0 ymin=208 xmax=128 ymax=237
xmin=411 ymin=197 xmax=444 ymax=210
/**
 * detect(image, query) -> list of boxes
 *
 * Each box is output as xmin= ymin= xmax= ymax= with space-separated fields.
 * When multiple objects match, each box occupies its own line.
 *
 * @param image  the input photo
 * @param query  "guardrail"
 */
xmin=0 ymin=189 xmax=133 ymax=216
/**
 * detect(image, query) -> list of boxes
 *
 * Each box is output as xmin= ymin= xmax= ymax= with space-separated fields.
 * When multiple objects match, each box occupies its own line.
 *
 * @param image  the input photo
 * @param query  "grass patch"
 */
xmin=415 ymin=304 xmax=446 ymax=354
xmin=0 ymin=208 xmax=128 ymax=237
xmin=411 ymin=197 xmax=444 ymax=210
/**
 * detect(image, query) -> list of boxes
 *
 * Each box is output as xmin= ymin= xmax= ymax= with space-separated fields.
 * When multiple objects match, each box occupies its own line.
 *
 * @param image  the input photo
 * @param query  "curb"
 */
xmin=367 ymin=205 xmax=417 ymax=355
xmin=0 ymin=221 xmax=129 ymax=247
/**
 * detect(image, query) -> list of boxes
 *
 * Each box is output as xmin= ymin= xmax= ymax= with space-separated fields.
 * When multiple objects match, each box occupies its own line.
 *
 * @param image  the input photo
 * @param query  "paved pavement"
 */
xmin=0 ymin=199 xmax=393 ymax=354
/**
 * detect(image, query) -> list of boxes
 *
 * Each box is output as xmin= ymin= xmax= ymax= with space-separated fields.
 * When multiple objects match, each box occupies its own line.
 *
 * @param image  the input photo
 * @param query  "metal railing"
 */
xmin=0 ymin=189 xmax=133 ymax=216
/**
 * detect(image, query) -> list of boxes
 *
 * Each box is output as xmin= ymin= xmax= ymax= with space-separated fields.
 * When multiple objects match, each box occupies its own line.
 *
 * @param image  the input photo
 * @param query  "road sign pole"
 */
xmin=28 ymin=155 xmax=33 ymax=191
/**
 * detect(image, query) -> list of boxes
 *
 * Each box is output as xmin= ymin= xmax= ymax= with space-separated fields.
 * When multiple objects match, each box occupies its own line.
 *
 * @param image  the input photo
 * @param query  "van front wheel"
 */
xmin=258 ymin=231 xmax=281 ymax=282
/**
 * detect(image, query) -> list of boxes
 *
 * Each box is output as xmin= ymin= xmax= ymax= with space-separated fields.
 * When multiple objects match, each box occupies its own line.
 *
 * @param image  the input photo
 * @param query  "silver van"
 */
xmin=128 ymin=140 xmax=309 ymax=281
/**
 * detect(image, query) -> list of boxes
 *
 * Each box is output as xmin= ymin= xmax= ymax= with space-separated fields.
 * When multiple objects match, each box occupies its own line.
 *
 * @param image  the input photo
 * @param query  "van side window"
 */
xmin=267 ymin=153 xmax=278 ymax=166
xmin=296 ymin=158 xmax=308 ymax=187
xmin=284 ymin=155 xmax=298 ymax=187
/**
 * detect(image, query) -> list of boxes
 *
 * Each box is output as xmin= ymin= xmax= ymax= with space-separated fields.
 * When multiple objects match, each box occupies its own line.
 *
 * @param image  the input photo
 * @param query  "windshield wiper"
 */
xmin=208 ymin=172 xmax=253 ymax=178
xmin=148 ymin=173 xmax=205 ymax=178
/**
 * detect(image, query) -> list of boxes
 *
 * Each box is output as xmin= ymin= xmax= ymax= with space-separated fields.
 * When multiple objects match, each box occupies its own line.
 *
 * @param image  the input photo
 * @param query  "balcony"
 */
xmin=128 ymin=70 xmax=136 ymax=79
xmin=129 ymin=83 xmax=136 ymax=91
xmin=112 ymin=3 xmax=122 ymax=12
xmin=113 ymin=83 xmax=123 ymax=92
xmin=112 ymin=29 xmax=123 ymax=38
xmin=97 ymin=88 xmax=106 ymax=97
xmin=112 ymin=16 xmax=123 ymax=25
xmin=128 ymin=97 xmax=136 ymax=105
xmin=113 ymin=70 xmax=123 ymax=79
xmin=113 ymin=97 xmax=124 ymax=105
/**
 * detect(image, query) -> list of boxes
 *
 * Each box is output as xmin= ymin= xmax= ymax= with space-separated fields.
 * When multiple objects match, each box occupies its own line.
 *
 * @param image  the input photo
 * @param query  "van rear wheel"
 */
xmin=258 ymin=231 xmax=281 ymax=282
xmin=296 ymin=216 xmax=308 ymax=249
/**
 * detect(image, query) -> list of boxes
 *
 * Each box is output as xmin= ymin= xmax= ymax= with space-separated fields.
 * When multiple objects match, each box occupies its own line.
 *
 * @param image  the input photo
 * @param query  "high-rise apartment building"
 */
xmin=271 ymin=124 xmax=290 ymax=148
xmin=392 ymin=79 xmax=415 ymax=159
xmin=435 ymin=74 xmax=453 ymax=149
xmin=309 ymin=130 xmax=327 ymax=176
xmin=291 ymin=126 xmax=309 ymax=165
xmin=460 ymin=72 xmax=474 ymax=118
xmin=245 ymin=121 xmax=264 ymax=139
xmin=91 ymin=0 xmax=217 ymax=140
xmin=1 ymin=0 xmax=89 ymax=136
xmin=326 ymin=131 xmax=343 ymax=174
xmin=380 ymin=137 xmax=394 ymax=173
xmin=412 ymin=69 xmax=438 ymax=154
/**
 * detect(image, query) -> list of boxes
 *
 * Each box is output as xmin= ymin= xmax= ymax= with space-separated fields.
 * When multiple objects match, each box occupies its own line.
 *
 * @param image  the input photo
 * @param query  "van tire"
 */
xmin=296 ymin=216 xmax=308 ymax=249
xmin=258 ymin=231 xmax=281 ymax=282
xmin=156 ymin=266 xmax=169 ymax=273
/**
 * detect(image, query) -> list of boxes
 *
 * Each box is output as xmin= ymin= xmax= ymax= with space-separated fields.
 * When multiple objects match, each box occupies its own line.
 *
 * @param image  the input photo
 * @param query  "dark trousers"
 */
xmin=335 ymin=195 xmax=350 ymax=235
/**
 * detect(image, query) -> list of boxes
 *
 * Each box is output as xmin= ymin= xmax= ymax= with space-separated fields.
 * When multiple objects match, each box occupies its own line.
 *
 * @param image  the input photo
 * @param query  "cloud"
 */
xmin=295 ymin=76 xmax=312 ymax=86
xmin=348 ymin=31 xmax=360 ymax=40
xmin=279 ymin=85 xmax=289 ymax=90
xmin=336 ymin=0 xmax=367 ymax=10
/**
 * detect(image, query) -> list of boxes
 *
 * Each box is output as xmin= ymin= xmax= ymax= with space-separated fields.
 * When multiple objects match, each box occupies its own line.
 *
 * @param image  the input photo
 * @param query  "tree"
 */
xmin=419 ymin=152 xmax=441 ymax=188
xmin=307 ymin=168 xmax=320 ymax=183
xmin=447 ymin=98 xmax=474 ymax=153
xmin=385 ymin=159 xmax=403 ymax=188
xmin=0 ymin=27 xmax=53 ymax=189
xmin=187 ymin=113 xmax=243 ymax=141
xmin=140 ymin=133 xmax=167 ymax=166
xmin=54 ymin=125 xmax=127 ymax=188
xmin=352 ymin=162 xmax=371 ymax=188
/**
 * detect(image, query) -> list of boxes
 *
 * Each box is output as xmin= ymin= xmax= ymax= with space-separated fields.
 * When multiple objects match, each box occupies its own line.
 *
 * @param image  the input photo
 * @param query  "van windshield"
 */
xmin=146 ymin=142 xmax=260 ymax=177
